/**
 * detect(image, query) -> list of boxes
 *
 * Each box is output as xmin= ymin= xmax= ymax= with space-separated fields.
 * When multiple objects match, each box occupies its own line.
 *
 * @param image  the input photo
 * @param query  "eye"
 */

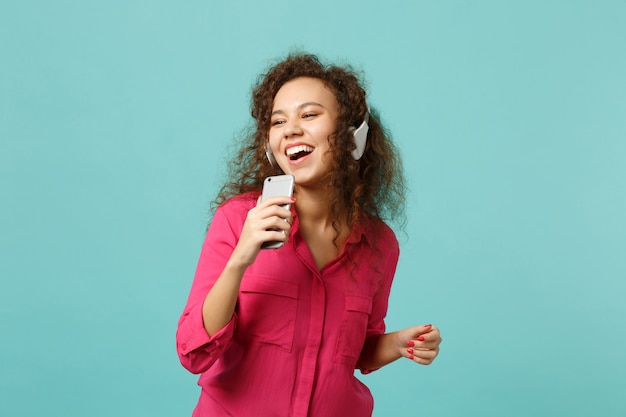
xmin=271 ymin=119 xmax=285 ymax=126
xmin=303 ymin=112 xmax=318 ymax=119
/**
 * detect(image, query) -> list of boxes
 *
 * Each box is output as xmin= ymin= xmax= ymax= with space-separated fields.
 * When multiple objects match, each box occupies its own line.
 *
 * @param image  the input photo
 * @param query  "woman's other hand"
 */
xmin=397 ymin=324 xmax=442 ymax=365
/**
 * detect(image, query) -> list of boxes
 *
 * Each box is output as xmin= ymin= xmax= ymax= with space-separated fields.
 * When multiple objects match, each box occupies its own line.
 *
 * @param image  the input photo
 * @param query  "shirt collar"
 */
xmin=289 ymin=208 xmax=375 ymax=248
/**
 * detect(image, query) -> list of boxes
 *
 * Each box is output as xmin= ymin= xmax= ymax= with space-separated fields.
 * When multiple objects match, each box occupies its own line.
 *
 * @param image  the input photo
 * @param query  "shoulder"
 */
xmin=361 ymin=215 xmax=399 ymax=252
xmin=211 ymin=192 xmax=260 ymax=225
xmin=216 ymin=192 xmax=259 ymax=213
xmin=363 ymin=215 xmax=398 ymax=242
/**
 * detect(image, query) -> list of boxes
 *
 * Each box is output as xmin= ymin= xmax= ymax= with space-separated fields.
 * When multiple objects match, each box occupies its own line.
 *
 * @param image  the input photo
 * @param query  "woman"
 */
xmin=176 ymin=53 xmax=442 ymax=417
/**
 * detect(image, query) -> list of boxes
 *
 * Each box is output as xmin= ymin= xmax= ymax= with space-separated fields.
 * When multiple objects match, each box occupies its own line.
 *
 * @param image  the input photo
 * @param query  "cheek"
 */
xmin=268 ymin=139 xmax=281 ymax=156
xmin=267 ymin=131 xmax=280 ymax=151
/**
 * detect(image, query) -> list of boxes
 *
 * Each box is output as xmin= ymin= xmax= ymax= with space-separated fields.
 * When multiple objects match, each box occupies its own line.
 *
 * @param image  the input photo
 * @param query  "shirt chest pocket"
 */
xmin=334 ymin=294 xmax=373 ymax=365
xmin=237 ymin=277 xmax=298 ymax=352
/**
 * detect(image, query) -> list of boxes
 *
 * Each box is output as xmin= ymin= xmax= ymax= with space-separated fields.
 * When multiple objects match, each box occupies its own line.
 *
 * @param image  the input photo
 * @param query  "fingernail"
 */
xmin=424 ymin=324 xmax=432 ymax=328
xmin=417 ymin=336 xmax=425 ymax=342
xmin=407 ymin=340 xmax=414 ymax=347
xmin=409 ymin=355 xmax=414 ymax=360
xmin=290 ymin=197 xmax=296 ymax=201
xmin=407 ymin=348 xmax=414 ymax=354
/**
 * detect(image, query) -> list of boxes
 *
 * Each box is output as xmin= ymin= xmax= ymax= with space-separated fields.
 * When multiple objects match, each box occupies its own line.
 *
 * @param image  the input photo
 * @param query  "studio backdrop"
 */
xmin=1 ymin=1 xmax=625 ymax=416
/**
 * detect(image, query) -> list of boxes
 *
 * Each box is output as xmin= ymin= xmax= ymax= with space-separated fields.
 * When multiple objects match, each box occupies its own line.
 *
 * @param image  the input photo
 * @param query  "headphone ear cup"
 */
xmin=351 ymin=119 xmax=369 ymax=160
xmin=265 ymin=143 xmax=277 ymax=167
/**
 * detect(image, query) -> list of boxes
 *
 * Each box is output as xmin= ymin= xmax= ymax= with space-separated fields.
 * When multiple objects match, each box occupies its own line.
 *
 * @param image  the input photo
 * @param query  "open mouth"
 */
xmin=286 ymin=145 xmax=314 ymax=161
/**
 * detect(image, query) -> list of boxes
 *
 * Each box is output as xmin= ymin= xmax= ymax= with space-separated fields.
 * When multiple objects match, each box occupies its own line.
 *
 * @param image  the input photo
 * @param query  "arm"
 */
xmin=201 ymin=196 xmax=294 ymax=336
xmin=356 ymin=224 xmax=442 ymax=371
xmin=176 ymin=196 xmax=294 ymax=373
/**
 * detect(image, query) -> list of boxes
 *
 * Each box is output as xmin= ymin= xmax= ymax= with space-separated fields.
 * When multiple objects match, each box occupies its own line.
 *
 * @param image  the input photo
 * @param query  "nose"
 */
xmin=283 ymin=118 xmax=303 ymax=138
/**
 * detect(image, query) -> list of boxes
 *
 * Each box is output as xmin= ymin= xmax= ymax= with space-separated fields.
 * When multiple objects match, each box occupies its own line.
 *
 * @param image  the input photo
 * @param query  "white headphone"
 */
xmin=265 ymin=142 xmax=278 ymax=166
xmin=349 ymin=105 xmax=370 ymax=160
xmin=265 ymin=105 xmax=370 ymax=166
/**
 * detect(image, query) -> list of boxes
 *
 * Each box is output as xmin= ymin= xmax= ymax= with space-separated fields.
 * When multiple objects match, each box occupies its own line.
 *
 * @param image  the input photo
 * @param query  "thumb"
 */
xmin=412 ymin=323 xmax=433 ymax=337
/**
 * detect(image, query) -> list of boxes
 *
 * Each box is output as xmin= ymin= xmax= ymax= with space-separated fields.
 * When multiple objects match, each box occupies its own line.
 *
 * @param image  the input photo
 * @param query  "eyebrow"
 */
xmin=271 ymin=102 xmax=326 ymax=117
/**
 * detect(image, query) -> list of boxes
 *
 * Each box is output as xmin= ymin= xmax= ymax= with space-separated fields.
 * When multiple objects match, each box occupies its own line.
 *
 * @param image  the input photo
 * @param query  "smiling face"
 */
xmin=268 ymin=77 xmax=340 ymax=187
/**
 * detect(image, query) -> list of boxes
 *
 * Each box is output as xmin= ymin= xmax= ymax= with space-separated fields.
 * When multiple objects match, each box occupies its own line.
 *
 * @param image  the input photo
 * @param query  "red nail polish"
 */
xmin=407 ymin=340 xmax=414 ymax=347
xmin=417 ymin=336 xmax=425 ymax=342
xmin=409 ymin=355 xmax=414 ymax=360
xmin=424 ymin=324 xmax=432 ymax=328
xmin=407 ymin=348 xmax=414 ymax=354
xmin=290 ymin=197 xmax=296 ymax=202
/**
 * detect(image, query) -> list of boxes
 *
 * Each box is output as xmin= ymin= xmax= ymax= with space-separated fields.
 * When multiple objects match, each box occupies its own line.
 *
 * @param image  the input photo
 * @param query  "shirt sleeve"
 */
xmin=357 ymin=226 xmax=400 ymax=374
xmin=176 ymin=199 xmax=248 ymax=374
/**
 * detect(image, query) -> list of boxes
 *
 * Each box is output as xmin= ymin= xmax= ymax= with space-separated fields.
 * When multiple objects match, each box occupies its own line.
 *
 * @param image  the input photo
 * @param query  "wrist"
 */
xmin=391 ymin=331 xmax=409 ymax=360
xmin=224 ymin=255 xmax=250 ymax=277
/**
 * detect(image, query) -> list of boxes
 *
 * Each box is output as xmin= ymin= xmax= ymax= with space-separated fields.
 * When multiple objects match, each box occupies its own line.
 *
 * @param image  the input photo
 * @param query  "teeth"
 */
xmin=286 ymin=145 xmax=314 ymax=156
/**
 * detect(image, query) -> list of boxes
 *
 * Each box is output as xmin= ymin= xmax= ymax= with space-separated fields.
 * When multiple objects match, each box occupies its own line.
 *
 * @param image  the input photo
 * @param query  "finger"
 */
xmin=408 ymin=340 xmax=441 ymax=354
xmin=412 ymin=353 xmax=438 ymax=366
xmin=406 ymin=333 xmax=428 ymax=348
xmin=406 ymin=347 xmax=439 ymax=365
xmin=256 ymin=203 xmax=293 ymax=222
xmin=415 ymin=324 xmax=433 ymax=335
xmin=403 ymin=324 xmax=433 ymax=346
xmin=411 ymin=324 xmax=438 ymax=341
xmin=263 ymin=229 xmax=290 ymax=244
xmin=417 ymin=329 xmax=440 ymax=343
xmin=414 ymin=347 xmax=438 ymax=359
xmin=409 ymin=334 xmax=442 ymax=351
xmin=258 ymin=196 xmax=295 ymax=209
xmin=242 ymin=211 xmax=291 ymax=241
xmin=265 ymin=214 xmax=293 ymax=231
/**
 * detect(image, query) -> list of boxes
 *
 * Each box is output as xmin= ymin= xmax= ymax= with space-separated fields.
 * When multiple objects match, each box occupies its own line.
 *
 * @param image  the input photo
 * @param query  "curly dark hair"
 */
xmin=214 ymin=53 xmax=406 ymax=238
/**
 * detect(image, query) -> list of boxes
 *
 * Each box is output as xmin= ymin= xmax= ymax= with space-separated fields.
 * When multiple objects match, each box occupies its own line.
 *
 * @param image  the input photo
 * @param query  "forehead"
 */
xmin=272 ymin=77 xmax=338 ymax=110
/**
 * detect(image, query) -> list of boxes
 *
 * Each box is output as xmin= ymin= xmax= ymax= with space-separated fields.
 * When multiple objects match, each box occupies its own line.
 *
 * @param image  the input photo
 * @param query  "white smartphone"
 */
xmin=260 ymin=174 xmax=295 ymax=249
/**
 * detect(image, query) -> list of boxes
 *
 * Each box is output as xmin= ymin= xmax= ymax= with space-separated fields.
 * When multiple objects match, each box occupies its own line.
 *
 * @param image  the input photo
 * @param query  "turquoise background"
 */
xmin=1 ymin=1 xmax=625 ymax=416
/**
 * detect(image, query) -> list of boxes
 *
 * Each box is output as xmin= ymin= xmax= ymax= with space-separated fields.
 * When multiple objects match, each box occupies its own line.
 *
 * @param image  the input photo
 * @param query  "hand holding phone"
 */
xmin=260 ymin=175 xmax=295 ymax=249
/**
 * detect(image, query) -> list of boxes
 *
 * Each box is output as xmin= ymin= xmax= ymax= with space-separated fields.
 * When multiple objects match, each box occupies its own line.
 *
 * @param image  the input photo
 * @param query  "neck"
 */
xmin=294 ymin=185 xmax=351 ymax=261
xmin=294 ymin=185 xmax=345 ymax=228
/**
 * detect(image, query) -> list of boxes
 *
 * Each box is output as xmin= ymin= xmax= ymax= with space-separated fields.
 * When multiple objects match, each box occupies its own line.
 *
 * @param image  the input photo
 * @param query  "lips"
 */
xmin=285 ymin=144 xmax=314 ymax=161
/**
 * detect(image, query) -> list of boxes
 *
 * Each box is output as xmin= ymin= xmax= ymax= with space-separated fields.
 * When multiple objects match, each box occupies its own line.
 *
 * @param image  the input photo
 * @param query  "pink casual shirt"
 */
xmin=176 ymin=193 xmax=399 ymax=417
